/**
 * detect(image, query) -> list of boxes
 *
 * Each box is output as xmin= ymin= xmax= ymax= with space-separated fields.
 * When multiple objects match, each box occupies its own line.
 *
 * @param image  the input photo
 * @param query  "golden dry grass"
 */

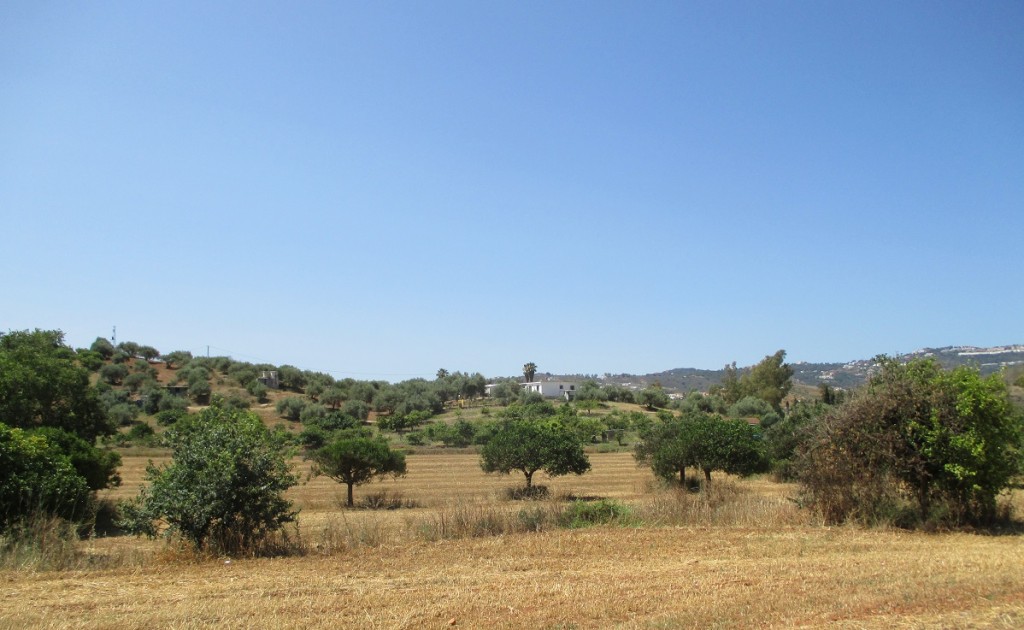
xmin=3 ymin=526 xmax=1024 ymax=629
xmin=4 ymin=453 xmax=1024 ymax=628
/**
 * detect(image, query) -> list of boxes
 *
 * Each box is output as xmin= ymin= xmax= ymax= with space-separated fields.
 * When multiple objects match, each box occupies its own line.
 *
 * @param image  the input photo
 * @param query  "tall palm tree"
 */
xmin=523 ymin=362 xmax=537 ymax=383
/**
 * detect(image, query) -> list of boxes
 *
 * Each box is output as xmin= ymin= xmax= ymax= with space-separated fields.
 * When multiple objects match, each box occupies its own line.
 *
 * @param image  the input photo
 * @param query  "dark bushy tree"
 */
xmin=89 ymin=337 xmax=115 ymax=359
xmin=799 ymin=358 xmax=1023 ymax=526
xmin=0 ymin=424 xmax=93 ymax=530
xmin=0 ymin=329 xmax=113 ymax=443
xmin=120 ymin=406 xmax=298 ymax=553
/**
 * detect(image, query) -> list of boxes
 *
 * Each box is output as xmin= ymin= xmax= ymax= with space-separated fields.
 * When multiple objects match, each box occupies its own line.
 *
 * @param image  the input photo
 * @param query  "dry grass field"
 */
xmin=4 ymin=452 xmax=1024 ymax=628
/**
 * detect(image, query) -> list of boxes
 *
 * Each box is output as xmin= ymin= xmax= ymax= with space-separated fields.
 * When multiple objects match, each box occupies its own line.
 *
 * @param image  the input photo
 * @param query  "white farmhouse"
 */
xmin=521 ymin=381 xmax=578 ymax=400
xmin=484 ymin=380 xmax=580 ymax=400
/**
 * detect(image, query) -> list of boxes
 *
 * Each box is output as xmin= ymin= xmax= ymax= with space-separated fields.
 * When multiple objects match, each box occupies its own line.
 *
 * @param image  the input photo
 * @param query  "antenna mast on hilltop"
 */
xmin=111 ymin=326 xmax=117 ymax=345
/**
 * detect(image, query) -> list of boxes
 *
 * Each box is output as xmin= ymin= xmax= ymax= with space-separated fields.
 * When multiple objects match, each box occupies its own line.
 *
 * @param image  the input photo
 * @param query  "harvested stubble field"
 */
xmin=3 ymin=452 xmax=1024 ymax=629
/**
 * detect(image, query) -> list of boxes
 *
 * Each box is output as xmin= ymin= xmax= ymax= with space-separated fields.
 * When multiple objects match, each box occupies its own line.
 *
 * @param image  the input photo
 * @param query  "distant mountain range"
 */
xmin=547 ymin=345 xmax=1024 ymax=393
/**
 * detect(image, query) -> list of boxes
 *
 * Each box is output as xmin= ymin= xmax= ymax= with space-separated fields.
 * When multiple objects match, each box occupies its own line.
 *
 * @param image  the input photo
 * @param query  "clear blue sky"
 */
xmin=2 ymin=1 xmax=1022 ymax=380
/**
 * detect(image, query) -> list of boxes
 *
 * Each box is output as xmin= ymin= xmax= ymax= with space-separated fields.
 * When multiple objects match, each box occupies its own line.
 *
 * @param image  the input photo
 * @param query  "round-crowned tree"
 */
xmin=480 ymin=420 xmax=591 ymax=490
xmin=309 ymin=433 xmax=407 ymax=507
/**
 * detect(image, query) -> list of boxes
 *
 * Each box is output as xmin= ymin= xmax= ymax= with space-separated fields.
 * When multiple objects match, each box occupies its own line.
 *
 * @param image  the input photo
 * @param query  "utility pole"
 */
xmin=112 ymin=326 xmax=117 ymax=345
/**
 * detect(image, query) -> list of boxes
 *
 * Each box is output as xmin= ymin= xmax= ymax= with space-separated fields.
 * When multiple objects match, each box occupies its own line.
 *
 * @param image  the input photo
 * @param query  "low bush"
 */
xmin=356 ymin=491 xmax=421 ymax=511
xmin=559 ymin=499 xmax=634 ymax=528
xmin=504 ymin=485 xmax=550 ymax=501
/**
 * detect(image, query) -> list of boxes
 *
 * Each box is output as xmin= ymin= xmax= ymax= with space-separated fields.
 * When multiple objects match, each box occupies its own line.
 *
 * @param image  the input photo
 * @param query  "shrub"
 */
xmin=276 ymin=397 xmax=307 ymax=422
xmin=503 ymin=485 xmax=550 ymax=501
xmin=728 ymin=396 xmax=772 ymax=420
xmin=357 ymin=491 xmax=420 ymax=510
xmin=126 ymin=422 xmax=156 ymax=445
xmin=0 ymin=424 xmax=92 ymax=530
xmin=119 ymin=406 xmax=298 ymax=554
xmin=799 ymin=358 xmax=1023 ymax=527
xmin=299 ymin=402 xmax=329 ymax=424
xmin=107 ymin=403 xmax=140 ymax=427
xmin=155 ymin=408 xmax=188 ymax=427
xmin=247 ymin=380 xmax=269 ymax=403
xmin=559 ymin=499 xmax=633 ymax=528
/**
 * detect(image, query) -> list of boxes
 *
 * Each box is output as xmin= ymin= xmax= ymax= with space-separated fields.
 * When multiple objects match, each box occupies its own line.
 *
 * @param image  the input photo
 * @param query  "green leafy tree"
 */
xmin=76 ymin=349 xmax=104 ymax=372
xmin=309 ymin=434 xmax=407 ymax=507
xmin=575 ymin=380 xmax=607 ymax=403
xmin=161 ymin=350 xmax=192 ymax=370
xmin=764 ymin=400 xmax=826 ymax=480
xmin=276 ymin=396 xmax=307 ymax=421
xmin=377 ymin=409 xmax=432 ymax=434
xmin=603 ymin=385 xmax=635 ymax=404
xmin=716 ymin=362 xmax=744 ymax=405
xmin=340 ymin=399 xmax=370 ymax=421
xmin=728 ymin=396 xmax=773 ymax=420
xmin=299 ymin=402 xmax=329 ymax=424
xmin=687 ymin=417 xmax=768 ymax=484
xmin=637 ymin=386 xmax=669 ymax=410
xmin=187 ymin=380 xmax=212 ymax=404
xmin=120 ymin=406 xmax=297 ymax=552
xmin=480 ymin=420 xmax=591 ymax=489
xmin=0 ymin=329 xmax=113 ymax=443
xmin=117 ymin=341 xmax=142 ymax=359
xmin=488 ymin=381 xmax=521 ymax=406
xmin=138 ymin=345 xmax=161 ymax=361
xmin=277 ymin=365 xmax=307 ymax=392
xmin=635 ymin=412 xmax=768 ymax=486
xmin=634 ymin=416 xmax=695 ymax=485
xmin=713 ymin=351 xmax=793 ymax=411
xmin=744 ymin=350 xmax=793 ymax=411
xmin=523 ymin=362 xmax=538 ymax=383
xmin=99 ymin=363 xmax=129 ymax=385
xmin=247 ymin=380 xmax=269 ymax=403
xmin=89 ymin=337 xmax=115 ymax=359
xmin=123 ymin=371 xmax=155 ymax=393
xmin=799 ymin=358 xmax=1024 ymax=525
xmin=320 ymin=387 xmax=347 ymax=410
xmin=0 ymin=424 xmax=93 ymax=530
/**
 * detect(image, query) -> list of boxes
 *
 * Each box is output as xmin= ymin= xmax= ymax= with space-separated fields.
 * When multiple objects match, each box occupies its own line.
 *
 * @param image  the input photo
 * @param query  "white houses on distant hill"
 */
xmin=485 ymin=380 xmax=579 ymax=400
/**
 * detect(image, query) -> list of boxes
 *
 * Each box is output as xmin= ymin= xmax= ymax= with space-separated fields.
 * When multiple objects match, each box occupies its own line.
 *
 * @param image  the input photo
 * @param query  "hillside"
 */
xmin=551 ymin=344 xmax=1024 ymax=393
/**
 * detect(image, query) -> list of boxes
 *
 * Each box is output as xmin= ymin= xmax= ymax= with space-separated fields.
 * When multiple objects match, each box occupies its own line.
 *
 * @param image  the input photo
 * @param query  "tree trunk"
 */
xmin=525 ymin=471 xmax=533 ymax=489
xmin=347 ymin=482 xmax=355 ymax=507
xmin=704 ymin=468 xmax=712 ymax=484
xmin=679 ymin=468 xmax=686 ymax=486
